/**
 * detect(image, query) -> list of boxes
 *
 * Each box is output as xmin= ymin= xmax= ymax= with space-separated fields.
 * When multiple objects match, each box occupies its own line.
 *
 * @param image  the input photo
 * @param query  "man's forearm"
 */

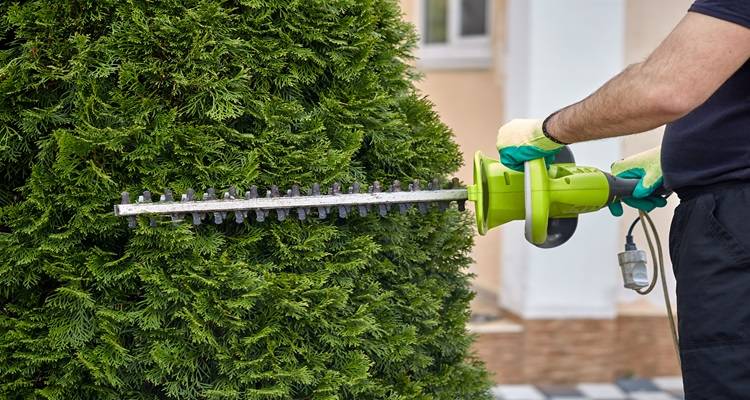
xmin=545 ymin=62 xmax=687 ymax=144
xmin=543 ymin=12 xmax=750 ymax=145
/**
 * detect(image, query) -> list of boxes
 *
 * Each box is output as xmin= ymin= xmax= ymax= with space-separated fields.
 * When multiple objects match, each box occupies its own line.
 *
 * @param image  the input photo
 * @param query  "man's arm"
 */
xmin=546 ymin=11 xmax=750 ymax=144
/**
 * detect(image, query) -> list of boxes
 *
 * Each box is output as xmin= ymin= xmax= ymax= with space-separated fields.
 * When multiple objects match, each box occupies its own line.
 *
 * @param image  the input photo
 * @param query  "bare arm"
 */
xmin=546 ymin=12 xmax=750 ymax=144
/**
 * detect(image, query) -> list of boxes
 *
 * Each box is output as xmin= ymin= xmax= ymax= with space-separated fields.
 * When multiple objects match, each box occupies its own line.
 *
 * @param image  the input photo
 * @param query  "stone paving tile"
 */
xmin=537 ymin=384 xmax=584 ymax=397
xmin=666 ymin=391 xmax=685 ymax=400
xmin=616 ymin=378 xmax=661 ymax=393
xmin=628 ymin=391 xmax=678 ymax=400
xmin=652 ymin=377 xmax=683 ymax=392
xmin=576 ymin=383 xmax=628 ymax=399
xmin=493 ymin=378 xmax=683 ymax=400
xmin=492 ymin=384 xmax=546 ymax=400
xmin=549 ymin=397 xmax=589 ymax=400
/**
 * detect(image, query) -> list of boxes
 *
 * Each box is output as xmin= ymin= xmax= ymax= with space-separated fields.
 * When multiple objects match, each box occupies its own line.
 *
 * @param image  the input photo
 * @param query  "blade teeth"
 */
xmin=311 ymin=183 xmax=327 ymax=219
xmin=258 ymin=188 xmax=270 ymax=222
xmin=392 ymin=180 xmax=408 ymax=214
xmin=451 ymin=178 xmax=467 ymax=211
xmin=184 ymin=189 xmax=200 ymax=225
xmin=220 ymin=192 xmax=230 ymax=222
xmin=291 ymin=185 xmax=307 ymax=221
xmin=414 ymin=180 xmax=428 ymax=214
xmin=141 ymin=191 xmax=157 ymax=226
xmin=163 ymin=190 xmax=182 ymax=222
xmin=428 ymin=178 xmax=440 ymax=212
xmin=330 ymin=182 xmax=347 ymax=218
xmin=348 ymin=183 xmax=367 ymax=216
xmin=247 ymin=186 xmax=264 ymax=222
xmin=225 ymin=188 xmax=243 ymax=224
xmin=122 ymin=192 xmax=137 ymax=228
xmin=124 ymin=176 xmax=461 ymax=228
xmin=371 ymin=181 xmax=387 ymax=217
xmin=333 ymin=183 xmax=345 ymax=218
xmin=269 ymin=186 xmax=286 ymax=221
xmin=391 ymin=180 xmax=402 ymax=214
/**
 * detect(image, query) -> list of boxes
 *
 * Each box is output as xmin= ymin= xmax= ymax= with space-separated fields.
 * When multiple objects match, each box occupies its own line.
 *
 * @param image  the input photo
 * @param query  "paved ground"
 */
xmin=492 ymin=377 xmax=684 ymax=400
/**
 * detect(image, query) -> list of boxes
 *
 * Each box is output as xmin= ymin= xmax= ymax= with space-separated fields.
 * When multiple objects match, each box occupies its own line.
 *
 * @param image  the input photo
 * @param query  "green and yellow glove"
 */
xmin=496 ymin=119 xmax=564 ymax=171
xmin=608 ymin=146 xmax=667 ymax=217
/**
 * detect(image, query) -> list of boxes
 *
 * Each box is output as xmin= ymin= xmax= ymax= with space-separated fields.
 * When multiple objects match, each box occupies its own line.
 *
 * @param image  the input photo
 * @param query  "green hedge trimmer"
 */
xmin=115 ymin=147 xmax=640 ymax=248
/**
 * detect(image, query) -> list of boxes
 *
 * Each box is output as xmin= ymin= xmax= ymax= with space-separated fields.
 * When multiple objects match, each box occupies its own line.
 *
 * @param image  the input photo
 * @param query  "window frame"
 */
xmin=417 ymin=0 xmax=493 ymax=70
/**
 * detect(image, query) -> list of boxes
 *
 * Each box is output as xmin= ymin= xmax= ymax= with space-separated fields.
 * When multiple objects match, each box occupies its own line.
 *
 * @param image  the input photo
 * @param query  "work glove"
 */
xmin=608 ymin=146 xmax=667 ymax=217
xmin=496 ymin=119 xmax=564 ymax=171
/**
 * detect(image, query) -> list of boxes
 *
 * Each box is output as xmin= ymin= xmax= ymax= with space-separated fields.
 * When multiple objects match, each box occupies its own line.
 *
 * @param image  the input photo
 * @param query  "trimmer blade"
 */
xmin=115 ymin=178 xmax=468 ymax=228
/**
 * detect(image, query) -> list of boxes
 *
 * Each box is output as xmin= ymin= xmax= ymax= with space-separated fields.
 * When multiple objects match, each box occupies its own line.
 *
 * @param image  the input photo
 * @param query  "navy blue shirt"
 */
xmin=662 ymin=0 xmax=750 ymax=191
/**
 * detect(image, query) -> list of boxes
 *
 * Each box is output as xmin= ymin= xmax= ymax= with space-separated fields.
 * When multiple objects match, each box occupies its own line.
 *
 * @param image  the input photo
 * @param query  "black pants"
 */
xmin=671 ymin=182 xmax=750 ymax=399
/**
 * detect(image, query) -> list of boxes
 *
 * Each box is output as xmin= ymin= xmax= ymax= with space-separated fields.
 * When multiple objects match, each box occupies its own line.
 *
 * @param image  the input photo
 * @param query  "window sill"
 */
xmin=416 ymin=44 xmax=493 ymax=71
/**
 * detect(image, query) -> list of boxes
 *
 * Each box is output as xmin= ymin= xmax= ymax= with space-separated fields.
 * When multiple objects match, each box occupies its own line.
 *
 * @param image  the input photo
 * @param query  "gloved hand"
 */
xmin=608 ymin=146 xmax=667 ymax=217
xmin=496 ymin=119 xmax=564 ymax=171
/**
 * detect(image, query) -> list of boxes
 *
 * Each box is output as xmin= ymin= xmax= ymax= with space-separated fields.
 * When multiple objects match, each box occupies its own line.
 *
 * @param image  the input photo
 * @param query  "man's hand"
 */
xmin=608 ymin=146 xmax=667 ymax=217
xmin=496 ymin=119 xmax=564 ymax=171
xmin=544 ymin=11 xmax=750 ymax=144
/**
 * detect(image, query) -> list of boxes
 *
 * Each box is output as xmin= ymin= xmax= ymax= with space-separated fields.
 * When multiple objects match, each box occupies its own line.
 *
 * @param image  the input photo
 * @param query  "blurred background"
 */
xmin=399 ymin=0 xmax=691 ymax=385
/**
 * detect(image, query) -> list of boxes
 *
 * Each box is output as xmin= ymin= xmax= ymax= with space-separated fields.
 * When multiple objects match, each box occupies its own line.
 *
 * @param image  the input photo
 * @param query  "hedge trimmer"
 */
xmin=115 ymin=147 xmax=643 ymax=249
xmin=114 ymin=146 xmax=680 ymax=360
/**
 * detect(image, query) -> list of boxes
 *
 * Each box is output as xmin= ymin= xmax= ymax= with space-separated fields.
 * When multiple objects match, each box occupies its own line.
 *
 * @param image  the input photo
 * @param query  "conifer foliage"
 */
xmin=0 ymin=1 xmax=491 ymax=398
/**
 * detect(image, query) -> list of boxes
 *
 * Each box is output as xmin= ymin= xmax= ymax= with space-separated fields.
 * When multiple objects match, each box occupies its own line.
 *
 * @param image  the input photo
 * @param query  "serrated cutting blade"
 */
xmin=115 ymin=180 xmax=468 ymax=227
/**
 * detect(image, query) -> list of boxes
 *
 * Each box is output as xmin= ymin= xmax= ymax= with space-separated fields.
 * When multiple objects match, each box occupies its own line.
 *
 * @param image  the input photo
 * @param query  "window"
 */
xmin=418 ymin=0 xmax=492 ymax=69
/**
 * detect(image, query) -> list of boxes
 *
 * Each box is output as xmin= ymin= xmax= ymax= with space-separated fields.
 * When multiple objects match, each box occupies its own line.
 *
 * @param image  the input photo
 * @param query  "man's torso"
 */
xmin=662 ymin=0 xmax=750 ymax=191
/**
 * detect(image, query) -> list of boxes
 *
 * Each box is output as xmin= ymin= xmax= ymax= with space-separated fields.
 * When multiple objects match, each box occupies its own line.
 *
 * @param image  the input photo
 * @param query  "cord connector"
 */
xmin=618 ymin=236 xmax=649 ymax=290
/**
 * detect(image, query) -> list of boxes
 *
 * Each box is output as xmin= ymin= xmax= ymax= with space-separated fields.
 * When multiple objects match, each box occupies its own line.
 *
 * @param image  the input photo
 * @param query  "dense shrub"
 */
xmin=0 ymin=1 xmax=491 ymax=398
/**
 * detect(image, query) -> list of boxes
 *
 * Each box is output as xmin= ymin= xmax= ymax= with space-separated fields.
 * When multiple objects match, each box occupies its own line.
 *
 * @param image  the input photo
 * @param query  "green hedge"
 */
xmin=0 ymin=1 xmax=491 ymax=398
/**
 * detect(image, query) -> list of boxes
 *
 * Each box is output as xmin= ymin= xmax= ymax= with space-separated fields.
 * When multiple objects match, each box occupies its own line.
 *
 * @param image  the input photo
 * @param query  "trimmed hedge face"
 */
xmin=0 ymin=1 xmax=491 ymax=399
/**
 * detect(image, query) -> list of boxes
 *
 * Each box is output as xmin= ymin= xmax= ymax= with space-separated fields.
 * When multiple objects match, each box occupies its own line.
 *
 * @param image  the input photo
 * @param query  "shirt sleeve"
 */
xmin=690 ymin=0 xmax=750 ymax=29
